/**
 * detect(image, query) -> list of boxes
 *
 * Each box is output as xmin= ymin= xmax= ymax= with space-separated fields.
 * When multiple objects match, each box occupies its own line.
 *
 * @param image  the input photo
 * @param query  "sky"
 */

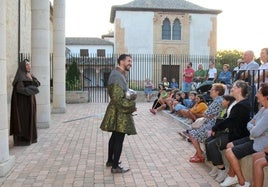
xmin=65 ymin=0 xmax=267 ymax=57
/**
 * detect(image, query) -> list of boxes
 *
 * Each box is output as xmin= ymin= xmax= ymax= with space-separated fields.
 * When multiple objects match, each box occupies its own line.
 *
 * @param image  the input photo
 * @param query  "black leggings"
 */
xmin=108 ymin=131 xmax=125 ymax=168
xmin=205 ymin=133 xmax=229 ymax=166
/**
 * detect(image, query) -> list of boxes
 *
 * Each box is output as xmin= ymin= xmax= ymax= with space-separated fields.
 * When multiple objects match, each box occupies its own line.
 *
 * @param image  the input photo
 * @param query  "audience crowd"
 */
xmin=148 ymin=48 xmax=268 ymax=187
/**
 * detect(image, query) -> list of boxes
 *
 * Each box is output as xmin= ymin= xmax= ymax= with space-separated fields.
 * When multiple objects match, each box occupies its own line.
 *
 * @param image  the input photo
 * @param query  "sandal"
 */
xmin=189 ymin=155 xmax=205 ymax=163
xmin=149 ymin=109 xmax=156 ymax=115
xmin=190 ymin=152 xmax=198 ymax=158
xmin=189 ymin=151 xmax=204 ymax=158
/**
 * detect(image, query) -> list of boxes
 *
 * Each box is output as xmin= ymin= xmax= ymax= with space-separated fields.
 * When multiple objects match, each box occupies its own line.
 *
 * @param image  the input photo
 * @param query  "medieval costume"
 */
xmin=100 ymin=67 xmax=137 ymax=135
xmin=100 ymin=56 xmax=136 ymax=173
xmin=10 ymin=59 xmax=40 ymax=146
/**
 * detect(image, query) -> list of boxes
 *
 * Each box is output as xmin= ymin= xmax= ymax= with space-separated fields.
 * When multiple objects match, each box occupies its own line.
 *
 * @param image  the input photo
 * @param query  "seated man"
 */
xmin=193 ymin=64 xmax=206 ymax=90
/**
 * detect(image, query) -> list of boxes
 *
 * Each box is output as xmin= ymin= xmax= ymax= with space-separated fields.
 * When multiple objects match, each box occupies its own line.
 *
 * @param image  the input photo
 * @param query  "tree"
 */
xmin=66 ymin=61 xmax=81 ymax=90
xmin=216 ymin=50 xmax=244 ymax=71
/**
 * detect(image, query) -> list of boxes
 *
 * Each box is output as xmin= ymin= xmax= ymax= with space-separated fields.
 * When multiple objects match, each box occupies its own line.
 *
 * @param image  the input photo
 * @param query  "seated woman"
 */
xmin=216 ymin=95 xmax=236 ymax=122
xmin=205 ymin=81 xmax=251 ymax=183
xmin=162 ymin=77 xmax=169 ymax=90
xmin=164 ymin=88 xmax=179 ymax=112
xmin=175 ymin=91 xmax=197 ymax=116
xmin=252 ymin=146 xmax=268 ymax=187
xmin=220 ymin=83 xmax=268 ymax=187
xmin=150 ymin=84 xmax=168 ymax=114
xmin=169 ymin=78 xmax=179 ymax=89
xmin=180 ymin=95 xmax=208 ymax=124
xmin=169 ymin=92 xmax=183 ymax=113
xmin=218 ymin=64 xmax=232 ymax=95
xmin=184 ymin=83 xmax=225 ymax=163
xmin=218 ymin=64 xmax=232 ymax=85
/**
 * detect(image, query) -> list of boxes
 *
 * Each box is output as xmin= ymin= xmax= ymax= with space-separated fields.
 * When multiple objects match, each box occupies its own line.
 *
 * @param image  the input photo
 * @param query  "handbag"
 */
xmin=191 ymin=117 xmax=206 ymax=129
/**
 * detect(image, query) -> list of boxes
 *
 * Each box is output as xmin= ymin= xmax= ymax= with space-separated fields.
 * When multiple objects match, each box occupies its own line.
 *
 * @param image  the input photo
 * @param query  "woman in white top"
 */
xmin=207 ymin=62 xmax=217 ymax=82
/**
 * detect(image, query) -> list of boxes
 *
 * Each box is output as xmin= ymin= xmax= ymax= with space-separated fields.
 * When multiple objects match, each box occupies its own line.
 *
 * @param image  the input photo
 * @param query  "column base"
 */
xmin=51 ymin=107 xmax=66 ymax=114
xmin=37 ymin=122 xmax=50 ymax=129
xmin=0 ymin=155 xmax=15 ymax=177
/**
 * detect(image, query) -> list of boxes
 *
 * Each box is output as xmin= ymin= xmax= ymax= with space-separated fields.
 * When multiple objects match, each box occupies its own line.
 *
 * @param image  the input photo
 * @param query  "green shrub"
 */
xmin=66 ymin=61 xmax=81 ymax=90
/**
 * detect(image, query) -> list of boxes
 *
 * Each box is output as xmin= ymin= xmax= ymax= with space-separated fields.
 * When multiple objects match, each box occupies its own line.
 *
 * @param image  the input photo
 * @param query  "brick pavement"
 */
xmin=0 ymin=102 xmax=219 ymax=187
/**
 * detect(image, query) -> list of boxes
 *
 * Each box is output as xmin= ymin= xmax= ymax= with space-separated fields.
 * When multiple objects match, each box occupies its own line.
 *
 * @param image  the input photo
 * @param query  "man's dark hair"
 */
xmin=24 ymin=59 xmax=30 ymax=63
xmin=117 ymin=54 xmax=132 ymax=64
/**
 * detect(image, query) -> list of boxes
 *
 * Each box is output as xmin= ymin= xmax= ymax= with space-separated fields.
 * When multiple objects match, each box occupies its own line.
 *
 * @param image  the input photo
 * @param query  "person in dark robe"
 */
xmin=10 ymin=59 xmax=40 ymax=146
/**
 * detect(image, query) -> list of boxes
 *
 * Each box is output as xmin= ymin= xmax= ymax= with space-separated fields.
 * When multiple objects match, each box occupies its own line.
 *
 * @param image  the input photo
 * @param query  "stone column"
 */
xmin=52 ymin=0 xmax=66 ymax=113
xmin=0 ymin=0 xmax=15 ymax=177
xmin=31 ymin=0 xmax=50 ymax=128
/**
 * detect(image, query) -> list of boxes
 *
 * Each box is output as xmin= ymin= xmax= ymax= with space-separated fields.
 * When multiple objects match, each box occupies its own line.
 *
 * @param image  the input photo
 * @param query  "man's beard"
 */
xmin=125 ymin=66 xmax=131 ymax=71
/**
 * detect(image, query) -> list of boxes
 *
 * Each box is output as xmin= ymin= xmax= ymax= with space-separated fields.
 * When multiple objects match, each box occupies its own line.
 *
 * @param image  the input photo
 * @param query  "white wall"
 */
xmin=66 ymin=45 xmax=114 ymax=55
xmin=189 ymin=14 xmax=214 ymax=56
xmin=116 ymin=11 xmax=154 ymax=54
xmin=103 ymin=37 xmax=114 ymax=44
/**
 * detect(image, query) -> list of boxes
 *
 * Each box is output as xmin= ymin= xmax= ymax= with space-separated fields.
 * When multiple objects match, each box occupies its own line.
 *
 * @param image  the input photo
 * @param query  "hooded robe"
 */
xmin=10 ymin=59 xmax=40 ymax=146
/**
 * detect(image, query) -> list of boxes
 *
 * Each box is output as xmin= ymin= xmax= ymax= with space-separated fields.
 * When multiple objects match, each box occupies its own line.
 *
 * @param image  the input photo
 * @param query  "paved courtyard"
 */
xmin=1 ymin=102 xmax=219 ymax=187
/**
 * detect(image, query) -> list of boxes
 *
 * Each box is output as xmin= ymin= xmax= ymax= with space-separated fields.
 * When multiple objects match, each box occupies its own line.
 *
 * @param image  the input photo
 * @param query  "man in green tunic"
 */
xmin=100 ymin=54 xmax=137 ymax=173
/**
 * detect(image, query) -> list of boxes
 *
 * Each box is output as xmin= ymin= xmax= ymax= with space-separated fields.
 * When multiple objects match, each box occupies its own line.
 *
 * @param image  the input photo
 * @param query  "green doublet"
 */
xmin=100 ymin=69 xmax=137 ymax=135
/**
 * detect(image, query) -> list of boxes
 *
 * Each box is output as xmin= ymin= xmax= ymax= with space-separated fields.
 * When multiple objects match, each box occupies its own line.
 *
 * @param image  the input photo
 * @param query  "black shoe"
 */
xmin=111 ymin=166 xmax=130 ymax=173
xmin=106 ymin=161 xmax=121 ymax=167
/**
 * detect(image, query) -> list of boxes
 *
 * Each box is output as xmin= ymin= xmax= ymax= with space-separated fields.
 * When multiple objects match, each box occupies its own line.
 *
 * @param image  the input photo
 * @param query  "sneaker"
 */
xmin=177 ymin=116 xmax=184 ymax=120
xmin=185 ymin=119 xmax=193 ymax=124
xmin=215 ymin=169 xmax=228 ymax=183
xmin=181 ymin=117 xmax=188 ymax=121
xmin=235 ymin=181 xmax=250 ymax=187
xmin=209 ymin=166 xmax=218 ymax=177
xmin=111 ymin=166 xmax=130 ymax=173
xmin=220 ymin=175 xmax=238 ymax=186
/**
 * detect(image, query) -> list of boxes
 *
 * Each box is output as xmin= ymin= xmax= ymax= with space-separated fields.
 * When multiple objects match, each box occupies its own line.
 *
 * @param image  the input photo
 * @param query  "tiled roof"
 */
xmin=66 ymin=37 xmax=113 ymax=46
xmin=110 ymin=0 xmax=222 ymax=23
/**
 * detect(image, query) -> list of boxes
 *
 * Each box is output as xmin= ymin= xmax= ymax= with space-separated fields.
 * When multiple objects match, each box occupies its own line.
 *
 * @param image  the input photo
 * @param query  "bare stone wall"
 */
xmin=65 ymin=91 xmax=88 ymax=103
xmin=6 ymin=0 xmax=19 ymax=104
xmin=6 ymin=0 xmax=31 ymax=105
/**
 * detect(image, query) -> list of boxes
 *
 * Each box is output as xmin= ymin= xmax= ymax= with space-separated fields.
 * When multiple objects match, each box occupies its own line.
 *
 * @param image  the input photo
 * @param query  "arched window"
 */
xmin=172 ymin=18 xmax=181 ymax=40
xmin=162 ymin=18 xmax=171 ymax=40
